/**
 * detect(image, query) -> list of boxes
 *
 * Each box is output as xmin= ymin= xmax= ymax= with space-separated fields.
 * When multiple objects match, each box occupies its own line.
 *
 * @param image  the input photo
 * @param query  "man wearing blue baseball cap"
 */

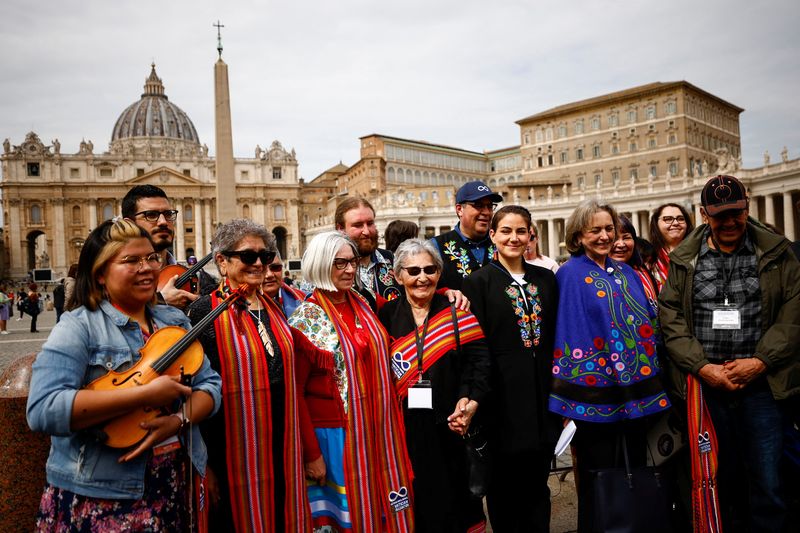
xmin=432 ymin=180 xmax=503 ymax=290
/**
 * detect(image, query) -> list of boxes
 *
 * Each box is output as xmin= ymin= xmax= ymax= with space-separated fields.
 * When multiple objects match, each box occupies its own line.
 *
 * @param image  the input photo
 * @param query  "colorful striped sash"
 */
xmin=653 ymin=248 xmax=671 ymax=293
xmin=313 ymin=290 xmax=415 ymax=533
xmin=212 ymin=285 xmax=311 ymax=533
xmin=389 ymin=306 xmax=484 ymax=398
xmin=687 ymin=374 xmax=723 ymax=533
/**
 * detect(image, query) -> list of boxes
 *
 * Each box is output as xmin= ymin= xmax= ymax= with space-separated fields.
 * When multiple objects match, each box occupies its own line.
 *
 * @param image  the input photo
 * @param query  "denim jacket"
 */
xmin=27 ymin=300 xmax=222 ymax=499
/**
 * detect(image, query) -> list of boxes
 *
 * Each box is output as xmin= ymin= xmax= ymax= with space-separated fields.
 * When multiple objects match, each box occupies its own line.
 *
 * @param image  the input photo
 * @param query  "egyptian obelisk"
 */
xmin=213 ymin=21 xmax=237 ymax=223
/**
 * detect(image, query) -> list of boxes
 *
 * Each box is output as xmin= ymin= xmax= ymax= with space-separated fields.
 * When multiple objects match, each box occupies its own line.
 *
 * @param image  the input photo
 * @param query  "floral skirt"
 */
xmin=34 ymin=451 xmax=188 ymax=532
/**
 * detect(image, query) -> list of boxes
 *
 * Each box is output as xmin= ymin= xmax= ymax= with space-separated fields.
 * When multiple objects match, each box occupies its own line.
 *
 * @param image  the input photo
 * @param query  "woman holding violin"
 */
xmin=187 ymin=219 xmax=319 ymax=533
xmin=26 ymin=218 xmax=222 ymax=531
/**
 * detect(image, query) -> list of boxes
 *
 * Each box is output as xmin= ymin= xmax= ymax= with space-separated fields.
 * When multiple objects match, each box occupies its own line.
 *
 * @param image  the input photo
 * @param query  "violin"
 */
xmin=84 ymin=284 xmax=249 ymax=448
xmin=157 ymin=252 xmax=214 ymax=294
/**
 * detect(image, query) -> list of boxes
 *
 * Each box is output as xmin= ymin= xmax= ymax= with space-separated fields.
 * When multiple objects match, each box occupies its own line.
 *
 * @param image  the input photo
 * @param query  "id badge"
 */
xmin=153 ymin=434 xmax=182 ymax=456
xmin=712 ymin=304 xmax=741 ymax=330
xmin=408 ymin=380 xmax=433 ymax=409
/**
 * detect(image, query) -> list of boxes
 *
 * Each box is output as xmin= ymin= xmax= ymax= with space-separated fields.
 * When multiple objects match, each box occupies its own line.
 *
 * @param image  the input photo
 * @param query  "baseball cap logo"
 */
xmin=476 ymin=185 xmax=489 ymax=192
xmin=714 ymin=183 xmax=732 ymax=201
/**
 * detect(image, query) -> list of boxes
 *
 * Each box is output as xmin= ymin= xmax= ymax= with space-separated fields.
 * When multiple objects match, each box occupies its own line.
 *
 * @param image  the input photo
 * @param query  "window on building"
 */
xmin=136 ymin=168 xmax=145 ymax=177
xmin=594 ymin=174 xmax=602 ymax=187
xmin=72 ymin=205 xmax=81 ymax=224
xmin=575 ymin=120 xmax=584 ymax=134
xmin=612 ymin=143 xmax=619 ymax=154
xmin=524 ymin=132 xmax=530 ymax=145
xmin=27 ymin=162 xmax=40 ymax=176
xmin=630 ymin=168 xmax=638 ymax=181
xmin=629 ymin=142 xmax=637 ymax=152
xmin=669 ymin=161 xmax=678 ymax=175
xmin=609 ymin=114 xmax=619 ymax=127
xmin=612 ymin=170 xmax=620 ymax=185
xmin=627 ymin=109 xmax=637 ymax=123
xmin=593 ymin=145 xmax=601 ymax=158
xmin=184 ymin=205 xmax=193 ymax=222
xmin=274 ymin=204 xmax=285 ymax=220
xmin=548 ymin=154 xmax=554 ymax=165
xmin=182 ymin=169 xmax=191 ymax=176
xmin=241 ymin=170 xmax=249 ymax=180
xmin=666 ymin=101 xmax=677 ymax=114
xmin=668 ymin=119 xmax=675 ymax=128
xmin=535 ymin=130 xmax=544 ymax=143
xmin=648 ymin=138 xmax=657 ymax=148
xmin=577 ymin=175 xmax=585 ymax=189
xmin=242 ymin=204 xmax=250 ymax=218
xmin=576 ymin=148 xmax=584 ymax=160
xmin=559 ymin=125 xmax=568 ymax=138
xmin=537 ymin=156 xmax=543 ymax=167
xmin=102 ymin=203 xmax=114 ymax=220
xmin=560 ymin=152 xmax=568 ymax=163
xmin=70 ymin=168 xmax=80 ymax=178
xmin=272 ymin=167 xmax=282 ymax=180
xmin=30 ymin=204 xmax=42 ymax=224
xmin=545 ymin=128 xmax=553 ymax=141
xmin=99 ymin=168 xmax=113 ymax=177
xmin=649 ymin=165 xmax=658 ymax=177
xmin=591 ymin=117 xmax=600 ymax=130
xmin=646 ymin=105 xmax=656 ymax=120
xmin=668 ymin=134 xmax=677 ymax=145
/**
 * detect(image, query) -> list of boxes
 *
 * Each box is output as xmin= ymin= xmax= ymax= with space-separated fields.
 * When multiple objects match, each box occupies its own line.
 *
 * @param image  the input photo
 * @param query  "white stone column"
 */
xmin=174 ymin=198 xmax=186 ymax=262
xmin=764 ymin=194 xmax=775 ymax=225
xmin=631 ymin=210 xmax=641 ymax=235
xmin=749 ymin=195 xmax=760 ymax=221
xmin=783 ymin=192 xmax=796 ymax=241
xmin=547 ymin=218 xmax=557 ymax=258
xmin=53 ymin=199 xmax=67 ymax=270
xmin=194 ymin=199 xmax=205 ymax=257
xmin=9 ymin=200 xmax=23 ymax=276
xmin=88 ymin=202 xmax=97 ymax=230
xmin=204 ymin=201 xmax=214 ymax=253
xmin=695 ymin=203 xmax=703 ymax=225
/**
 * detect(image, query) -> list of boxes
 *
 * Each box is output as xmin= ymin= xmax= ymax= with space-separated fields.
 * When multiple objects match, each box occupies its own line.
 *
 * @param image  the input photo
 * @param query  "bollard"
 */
xmin=0 ymin=354 xmax=50 ymax=533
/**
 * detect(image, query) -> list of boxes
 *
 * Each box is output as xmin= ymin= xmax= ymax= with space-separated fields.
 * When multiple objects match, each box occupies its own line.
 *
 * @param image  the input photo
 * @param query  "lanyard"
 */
xmin=709 ymin=235 xmax=738 ymax=305
xmin=413 ymin=316 xmax=430 ymax=382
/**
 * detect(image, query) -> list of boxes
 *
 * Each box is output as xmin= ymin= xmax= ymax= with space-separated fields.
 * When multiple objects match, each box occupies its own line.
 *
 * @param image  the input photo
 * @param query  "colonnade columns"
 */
xmin=88 ymin=202 xmax=97 ymax=231
xmin=749 ymin=195 xmax=760 ymax=221
xmin=52 ymin=199 xmax=67 ymax=269
xmin=203 ymin=201 xmax=214 ymax=254
xmin=764 ymin=194 xmax=775 ymax=226
xmin=783 ymin=192 xmax=796 ymax=241
xmin=630 ymin=211 xmax=641 ymax=236
xmin=547 ymin=218 xmax=557 ymax=259
xmin=174 ymin=198 xmax=185 ymax=263
xmin=695 ymin=204 xmax=703 ymax=225
xmin=194 ymin=199 xmax=205 ymax=257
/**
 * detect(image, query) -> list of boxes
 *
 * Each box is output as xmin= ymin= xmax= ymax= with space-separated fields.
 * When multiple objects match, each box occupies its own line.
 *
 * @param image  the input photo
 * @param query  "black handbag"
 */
xmin=451 ymin=303 xmax=491 ymax=499
xmin=590 ymin=434 xmax=672 ymax=533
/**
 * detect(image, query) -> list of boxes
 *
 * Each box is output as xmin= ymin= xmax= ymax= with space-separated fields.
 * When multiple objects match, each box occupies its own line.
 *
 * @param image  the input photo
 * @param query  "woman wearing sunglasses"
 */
xmin=377 ymin=238 xmax=490 ymax=532
xmin=27 ymin=218 xmax=222 ymax=531
xmin=187 ymin=219 xmax=321 ymax=532
xmin=262 ymin=252 xmax=306 ymax=318
xmin=462 ymin=205 xmax=562 ymax=532
xmin=289 ymin=231 xmax=415 ymax=532
xmin=647 ymin=203 xmax=694 ymax=292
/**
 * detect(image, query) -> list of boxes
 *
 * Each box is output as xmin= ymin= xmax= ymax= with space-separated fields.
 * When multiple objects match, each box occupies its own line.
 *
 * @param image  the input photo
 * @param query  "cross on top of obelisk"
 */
xmin=214 ymin=20 xmax=224 ymax=59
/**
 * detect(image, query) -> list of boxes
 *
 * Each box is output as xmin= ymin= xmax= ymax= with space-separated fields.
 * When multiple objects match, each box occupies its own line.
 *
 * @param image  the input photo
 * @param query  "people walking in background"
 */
xmin=647 ymin=203 xmax=694 ymax=292
xmin=53 ymin=279 xmax=66 ymax=323
xmin=64 ymin=264 xmax=78 ymax=310
xmin=659 ymin=175 xmax=800 ymax=531
xmin=548 ymin=199 xmax=670 ymax=532
xmin=0 ymin=284 xmax=10 ymax=334
xmin=26 ymin=283 xmax=41 ymax=333
xmin=384 ymin=220 xmax=419 ymax=253
xmin=463 ymin=205 xmax=561 ymax=532
xmin=17 ymin=291 xmax=27 ymax=321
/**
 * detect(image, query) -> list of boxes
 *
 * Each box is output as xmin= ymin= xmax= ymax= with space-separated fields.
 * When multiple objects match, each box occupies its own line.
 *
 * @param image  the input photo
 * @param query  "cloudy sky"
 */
xmin=2 ymin=0 xmax=798 ymax=180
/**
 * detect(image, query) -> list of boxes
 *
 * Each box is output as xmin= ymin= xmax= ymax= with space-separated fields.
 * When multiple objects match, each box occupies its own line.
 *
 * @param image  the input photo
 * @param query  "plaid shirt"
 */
xmin=692 ymin=229 xmax=761 ymax=360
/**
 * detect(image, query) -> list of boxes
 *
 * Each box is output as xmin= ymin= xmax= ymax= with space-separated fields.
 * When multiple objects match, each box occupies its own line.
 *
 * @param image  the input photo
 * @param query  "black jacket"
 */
xmin=433 ymin=229 xmax=493 ymax=291
xmin=462 ymin=260 xmax=561 ymax=454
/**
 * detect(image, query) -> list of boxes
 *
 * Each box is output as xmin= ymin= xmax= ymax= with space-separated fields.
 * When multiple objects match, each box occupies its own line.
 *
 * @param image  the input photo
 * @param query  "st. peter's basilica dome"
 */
xmin=111 ymin=64 xmax=200 ymax=145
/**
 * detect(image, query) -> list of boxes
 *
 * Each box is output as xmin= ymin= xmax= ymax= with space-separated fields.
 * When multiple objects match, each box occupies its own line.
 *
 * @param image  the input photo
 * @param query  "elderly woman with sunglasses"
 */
xmin=377 ymin=238 xmax=490 ymax=532
xmin=289 ymin=231 xmax=415 ymax=532
xmin=187 ymin=219 xmax=323 ymax=532
xmin=647 ymin=203 xmax=694 ymax=292
xmin=27 ymin=219 xmax=222 ymax=531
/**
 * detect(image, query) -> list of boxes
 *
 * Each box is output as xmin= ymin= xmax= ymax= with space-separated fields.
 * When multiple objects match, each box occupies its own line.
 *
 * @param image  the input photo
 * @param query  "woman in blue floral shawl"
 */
xmin=547 ymin=200 xmax=670 ymax=532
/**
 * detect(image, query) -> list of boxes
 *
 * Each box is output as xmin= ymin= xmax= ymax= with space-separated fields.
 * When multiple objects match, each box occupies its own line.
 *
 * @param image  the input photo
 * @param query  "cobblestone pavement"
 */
xmin=1 ymin=307 xmax=579 ymax=532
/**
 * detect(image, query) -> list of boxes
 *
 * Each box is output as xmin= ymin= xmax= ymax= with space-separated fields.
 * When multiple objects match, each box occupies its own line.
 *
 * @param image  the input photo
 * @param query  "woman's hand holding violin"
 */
xmin=118 ymin=411 xmax=184 ymax=462
xmin=141 ymin=375 xmax=193 ymax=407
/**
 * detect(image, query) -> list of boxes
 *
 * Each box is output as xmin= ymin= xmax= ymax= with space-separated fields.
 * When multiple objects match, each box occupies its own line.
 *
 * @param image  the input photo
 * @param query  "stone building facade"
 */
xmin=1 ymin=65 xmax=302 ymax=280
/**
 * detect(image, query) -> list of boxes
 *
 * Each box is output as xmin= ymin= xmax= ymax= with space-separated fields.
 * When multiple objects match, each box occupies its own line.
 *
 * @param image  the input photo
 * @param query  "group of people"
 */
xmin=24 ymin=176 xmax=799 ymax=532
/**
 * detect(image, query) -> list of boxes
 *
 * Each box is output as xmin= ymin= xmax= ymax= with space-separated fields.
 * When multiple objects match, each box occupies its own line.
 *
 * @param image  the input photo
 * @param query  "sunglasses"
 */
xmin=267 ymin=263 xmax=284 ymax=273
xmin=401 ymin=265 xmax=439 ymax=276
xmin=134 ymin=209 xmax=179 ymax=222
xmin=222 ymin=249 xmax=276 ymax=265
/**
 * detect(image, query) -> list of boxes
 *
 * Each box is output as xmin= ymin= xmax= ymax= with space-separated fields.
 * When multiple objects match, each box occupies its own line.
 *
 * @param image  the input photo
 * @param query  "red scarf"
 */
xmin=212 ymin=285 xmax=311 ymax=532
xmin=687 ymin=374 xmax=723 ymax=533
xmin=311 ymin=289 xmax=415 ymax=533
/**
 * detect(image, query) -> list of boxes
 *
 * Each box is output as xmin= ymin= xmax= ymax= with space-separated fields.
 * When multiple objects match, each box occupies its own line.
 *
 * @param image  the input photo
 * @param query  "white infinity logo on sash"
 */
xmin=389 ymin=486 xmax=408 ymax=501
xmin=391 ymin=352 xmax=411 ymax=379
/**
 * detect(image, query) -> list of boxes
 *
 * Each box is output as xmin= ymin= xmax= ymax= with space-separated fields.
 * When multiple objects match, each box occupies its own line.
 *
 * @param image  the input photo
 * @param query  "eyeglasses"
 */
xmin=134 ymin=209 xmax=179 ymax=222
xmin=401 ymin=265 xmax=439 ymax=276
xmin=116 ymin=252 xmax=164 ymax=272
xmin=660 ymin=215 xmax=686 ymax=225
xmin=222 ymin=249 xmax=276 ymax=265
xmin=267 ymin=263 xmax=284 ymax=273
xmin=333 ymin=257 xmax=359 ymax=270
xmin=463 ymin=201 xmax=497 ymax=212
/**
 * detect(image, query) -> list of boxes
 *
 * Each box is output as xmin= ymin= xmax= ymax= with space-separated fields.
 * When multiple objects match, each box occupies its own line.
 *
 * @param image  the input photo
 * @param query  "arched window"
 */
xmin=184 ymin=204 xmax=193 ymax=222
xmin=30 ymin=204 xmax=42 ymax=224
xmin=242 ymin=204 xmax=250 ymax=218
xmin=274 ymin=203 xmax=285 ymax=220
xmin=72 ymin=205 xmax=81 ymax=224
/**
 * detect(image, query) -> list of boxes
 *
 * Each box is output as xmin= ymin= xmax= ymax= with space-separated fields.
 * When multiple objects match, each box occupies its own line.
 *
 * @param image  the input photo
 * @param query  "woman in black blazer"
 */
xmin=462 ymin=205 xmax=561 ymax=533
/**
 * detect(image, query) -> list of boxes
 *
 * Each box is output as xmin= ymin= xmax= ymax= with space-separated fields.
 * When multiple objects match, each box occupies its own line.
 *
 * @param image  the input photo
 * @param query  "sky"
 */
xmin=1 ymin=0 xmax=798 ymax=181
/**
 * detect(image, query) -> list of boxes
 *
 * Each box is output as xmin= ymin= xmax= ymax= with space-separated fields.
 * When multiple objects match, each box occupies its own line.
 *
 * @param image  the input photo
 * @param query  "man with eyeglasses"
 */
xmin=261 ymin=252 xmax=306 ymax=317
xmin=432 ymin=181 xmax=503 ymax=291
xmin=659 ymin=175 xmax=800 ymax=531
xmin=122 ymin=184 xmax=200 ymax=309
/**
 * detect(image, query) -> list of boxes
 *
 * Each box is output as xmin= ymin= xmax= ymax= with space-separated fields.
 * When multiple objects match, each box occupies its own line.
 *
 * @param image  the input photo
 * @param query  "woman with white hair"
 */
xmin=289 ymin=230 xmax=415 ymax=533
xmin=378 ymin=238 xmax=490 ymax=532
